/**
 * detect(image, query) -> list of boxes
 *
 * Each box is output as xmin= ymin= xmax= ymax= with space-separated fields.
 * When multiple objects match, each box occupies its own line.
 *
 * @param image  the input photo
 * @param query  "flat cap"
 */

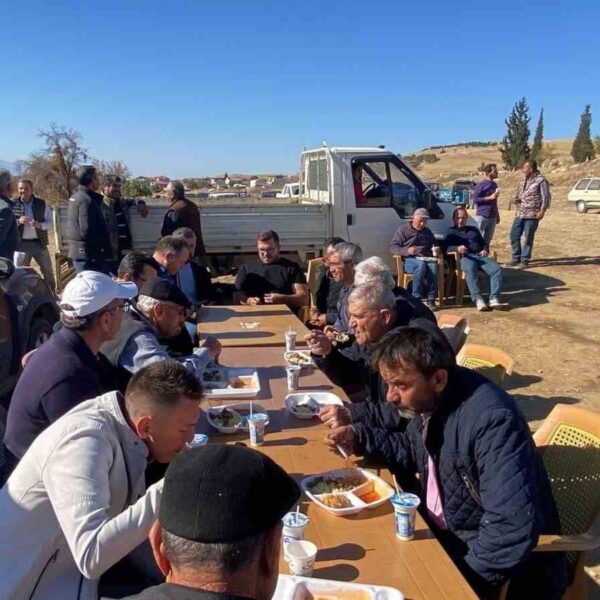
xmin=139 ymin=277 xmax=191 ymax=310
xmin=412 ymin=207 xmax=430 ymax=218
xmin=160 ymin=444 xmax=300 ymax=543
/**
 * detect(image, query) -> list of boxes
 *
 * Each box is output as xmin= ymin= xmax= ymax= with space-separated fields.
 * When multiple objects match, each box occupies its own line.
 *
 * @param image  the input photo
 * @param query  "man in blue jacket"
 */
xmin=325 ymin=325 xmax=568 ymax=599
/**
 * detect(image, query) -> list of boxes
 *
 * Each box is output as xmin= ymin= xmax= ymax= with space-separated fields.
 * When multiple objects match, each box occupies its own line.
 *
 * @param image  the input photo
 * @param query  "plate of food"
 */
xmin=301 ymin=468 xmax=394 ymax=516
xmin=206 ymin=403 xmax=270 ymax=434
xmin=273 ymin=574 xmax=404 ymax=600
xmin=199 ymin=368 xmax=260 ymax=398
xmin=283 ymin=350 xmax=315 ymax=373
xmin=285 ymin=392 xmax=344 ymax=420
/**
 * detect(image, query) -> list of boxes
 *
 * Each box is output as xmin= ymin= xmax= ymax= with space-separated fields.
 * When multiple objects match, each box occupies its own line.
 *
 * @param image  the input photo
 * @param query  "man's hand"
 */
xmin=407 ymin=246 xmax=418 ymax=256
xmin=536 ymin=209 xmax=546 ymax=220
xmin=202 ymin=336 xmax=222 ymax=358
xmin=479 ymin=249 xmax=489 ymax=258
xmin=305 ymin=331 xmax=333 ymax=357
xmin=324 ymin=425 xmax=357 ymax=453
xmin=245 ymin=296 xmax=262 ymax=306
xmin=457 ymin=245 xmax=468 ymax=255
xmin=18 ymin=216 xmax=29 ymax=225
xmin=264 ymin=292 xmax=284 ymax=304
xmin=320 ymin=404 xmax=352 ymax=428
xmin=31 ymin=220 xmax=41 ymax=229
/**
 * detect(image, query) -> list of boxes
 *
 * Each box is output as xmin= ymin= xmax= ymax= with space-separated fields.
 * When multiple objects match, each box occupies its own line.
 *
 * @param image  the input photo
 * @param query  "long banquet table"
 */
xmin=196 ymin=304 xmax=310 ymax=347
xmin=196 ymin=346 xmax=477 ymax=599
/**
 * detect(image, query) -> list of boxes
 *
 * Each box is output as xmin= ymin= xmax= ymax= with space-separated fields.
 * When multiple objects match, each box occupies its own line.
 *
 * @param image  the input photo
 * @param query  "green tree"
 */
xmin=571 ymin=105 xmax=595 ymax=163
xmin=500 ymin=98 xmax=531 ymax=170
xmin=530 ymin=108 xmax=544 ymax=161
xmin=594 ymin=135 xmax=600 ymax=156
xmin=122 ymin=178 xmax=153 ymax=198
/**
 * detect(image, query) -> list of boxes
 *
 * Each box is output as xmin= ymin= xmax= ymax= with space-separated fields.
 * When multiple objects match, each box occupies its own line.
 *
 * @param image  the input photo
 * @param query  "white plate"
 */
xmin=199 ymin=368 xmax=260 ymax=398
xmin=285 ymin=392 xmax=344 ymax=420
xmin=283 ymin=350 xmax=315 ymax=372
xmin=206 ymin=403 xmax=269 ymax=434
xmin=301 ymin=468 xmax=395 ymax=517
xmin=273 ymin=574 xmax=404 ymax=600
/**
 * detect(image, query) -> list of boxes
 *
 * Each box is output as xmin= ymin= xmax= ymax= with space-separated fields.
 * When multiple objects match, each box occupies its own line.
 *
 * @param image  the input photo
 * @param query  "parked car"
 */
xmin=276 ymin=183 xmax=300 ymax=199
xmin=567 ymin=177 xmax=600 ymax=213
xmin=452 ymin=179 xmax=477 ymax=207
xmin=0 ymin=258 xmax=59 ymax=408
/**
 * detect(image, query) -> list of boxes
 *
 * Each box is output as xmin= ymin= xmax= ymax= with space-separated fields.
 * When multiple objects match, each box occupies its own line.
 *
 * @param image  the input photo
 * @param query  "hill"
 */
xmin=409 ymin=139 xmax=600 ymax=211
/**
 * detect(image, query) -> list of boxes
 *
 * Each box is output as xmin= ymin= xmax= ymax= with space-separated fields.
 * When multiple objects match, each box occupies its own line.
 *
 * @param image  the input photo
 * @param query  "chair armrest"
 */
xmin=533 ymin=533 xmax=600 ymax=553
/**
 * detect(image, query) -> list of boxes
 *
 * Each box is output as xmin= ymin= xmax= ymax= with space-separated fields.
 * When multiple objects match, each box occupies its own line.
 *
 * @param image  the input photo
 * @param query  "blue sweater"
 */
xmin=445 ymin=225 xmax=488 ymax=254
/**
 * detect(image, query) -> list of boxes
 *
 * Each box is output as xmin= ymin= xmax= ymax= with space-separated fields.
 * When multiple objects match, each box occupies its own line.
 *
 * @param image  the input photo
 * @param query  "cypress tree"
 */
xmin=531 ymin=108 xmax=544 ymax=161
xmin=571 ymin=105 xmax=595 ymax=163
xmin=500 ymin=98 xmax=531 ymax=170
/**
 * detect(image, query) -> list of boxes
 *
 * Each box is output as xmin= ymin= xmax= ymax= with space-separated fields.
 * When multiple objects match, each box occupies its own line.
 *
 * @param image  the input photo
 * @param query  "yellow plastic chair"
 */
xmin=300 ymin=257 xmax=325 ymax=324
xmin=436 ymin=313 xmax=470 ymax=354
xmin=446 ymin=249 xmax=498 ymax=305
xmin=498 ymin=404 xmax=600 ymax=600
xmin=456 ymin=343 xmax=514 ymax=387
xmin=394 ymin=254 xmax=445 ymax=308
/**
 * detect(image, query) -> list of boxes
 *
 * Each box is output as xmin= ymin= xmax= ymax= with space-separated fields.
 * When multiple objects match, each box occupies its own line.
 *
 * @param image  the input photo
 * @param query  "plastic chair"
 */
xmin=306 ymin=257 xmax=325 ymax=309
xmin=394 ymin=255 xmax=445 ymax=308
xmin=446 ymin=249 xmax=498 ymax=305
xmin=498 ymin=404 xmax=600 ymax=600
xmin=436 ymin=313 xmax=470 ymax=354
xmin=456 ymin=343 xmax=514 ymax=387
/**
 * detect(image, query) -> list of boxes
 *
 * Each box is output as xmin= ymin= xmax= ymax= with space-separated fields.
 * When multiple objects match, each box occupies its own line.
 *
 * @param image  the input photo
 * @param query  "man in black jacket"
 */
xmin=67 ymin=165 xmax=113 ymax=274
xmin=0 ymin=169 xmax=19 ymax=261
xmin=325 ymin=326 xmax=568 ymax=599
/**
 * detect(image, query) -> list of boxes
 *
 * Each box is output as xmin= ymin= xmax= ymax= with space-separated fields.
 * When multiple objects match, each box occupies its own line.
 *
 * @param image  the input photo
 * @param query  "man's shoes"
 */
xmin=505 ymin=259 xmax=520 ymax=267
xmin=426 ymin=300 xmax=437 ymax=312
xmin=515 ymin=261 xmax=529 ymax=270
xmin=475 ymin=299 xmax=490 ymax=311
xmin=489 ymin=297 xmax=502 ymax=308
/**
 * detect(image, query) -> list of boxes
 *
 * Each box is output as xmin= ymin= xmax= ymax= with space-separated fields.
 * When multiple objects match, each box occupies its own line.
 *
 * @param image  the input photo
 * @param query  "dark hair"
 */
xmin=483 ymin=163 xmax=497 ymax=175
xmin=162 ymin=529 xmax=265 ymax=573
xmin=155 ymin=236 xmax=189 ymax=256
xmin=18 ymin=179 xmax=34 ymax=188
xmin=370 ymin=326 xmax=456 ymax=377
xmin=102 ymin=174 xmax=122 ymax=187
xmin=118 ymin=251 xmax=159 ymax=279
xmin=257 ymin=230 xmax=279 ymax=245
xmin=452 ymin=206 xmax=468 ymax=226
xmin=125 ymin=360 xmax=203 ymax=417
xmin=78 ymin=165 xmax=98 ymax=186
xmin=523 ymin=158 xmax=538 ymax=171
xmin=324 ymin=236 xmax=344 ymax=250
xmin=170 ymin=181 xmax=185 ymax=200
xmin=60 ymin=305 xmax=111 ymax=331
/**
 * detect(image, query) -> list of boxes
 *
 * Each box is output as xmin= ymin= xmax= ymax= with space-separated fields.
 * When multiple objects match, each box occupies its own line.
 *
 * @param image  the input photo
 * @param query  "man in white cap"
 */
xmin=4 ymin=270 xmax=137 ymax=464
xmin=390 ymin=207 xmax=440 ymax=311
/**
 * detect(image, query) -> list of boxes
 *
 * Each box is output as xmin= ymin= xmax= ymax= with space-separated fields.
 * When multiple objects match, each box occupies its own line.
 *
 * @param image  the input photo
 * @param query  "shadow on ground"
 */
xmin=512 ymin=393 xmax=580 ymax=423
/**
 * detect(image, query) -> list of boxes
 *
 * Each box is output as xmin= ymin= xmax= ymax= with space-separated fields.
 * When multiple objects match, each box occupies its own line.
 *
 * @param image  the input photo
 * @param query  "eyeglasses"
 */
xmin=101 ymin=301 xmax=130 ymax=316
xmin=161 ymin=301 xmax=192 ymax=319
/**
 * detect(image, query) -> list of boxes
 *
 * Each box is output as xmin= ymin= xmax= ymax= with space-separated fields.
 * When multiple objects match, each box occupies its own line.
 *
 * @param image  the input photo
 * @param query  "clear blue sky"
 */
xmin=2 ymin=0 xmax=598 ymax=177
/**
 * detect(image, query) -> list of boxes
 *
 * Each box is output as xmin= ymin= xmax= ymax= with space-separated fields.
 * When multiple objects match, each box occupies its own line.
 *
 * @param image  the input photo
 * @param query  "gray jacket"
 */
xmin=0 ymin=391 xmax=163 ymax=600
xmin=0 ymin=194 xmax=19 ymax=260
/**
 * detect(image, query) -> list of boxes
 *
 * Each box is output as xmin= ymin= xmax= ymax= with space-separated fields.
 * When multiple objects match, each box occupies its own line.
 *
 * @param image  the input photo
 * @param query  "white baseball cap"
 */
xmin=60 ymin=270 xmax=138 ymax=318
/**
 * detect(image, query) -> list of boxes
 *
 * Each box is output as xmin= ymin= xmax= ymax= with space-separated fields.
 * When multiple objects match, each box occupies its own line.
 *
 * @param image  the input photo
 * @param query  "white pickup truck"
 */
xmin=53 ymin=146 xmax=461 ymax=271
xmin=276 ymin=183 xmax=300 ymax=199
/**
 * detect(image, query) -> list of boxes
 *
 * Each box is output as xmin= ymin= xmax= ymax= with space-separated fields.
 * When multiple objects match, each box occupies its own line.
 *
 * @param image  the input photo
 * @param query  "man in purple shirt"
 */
xmin=472 ymin=163 xmax=500 ymax=245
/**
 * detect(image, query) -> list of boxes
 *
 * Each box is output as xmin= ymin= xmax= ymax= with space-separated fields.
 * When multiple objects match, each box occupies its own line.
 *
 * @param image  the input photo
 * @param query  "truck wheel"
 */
xmin=26 ymin=318 xmax=53 ymax=351
xmin=576 ymin=200 xmax=588 ymax=214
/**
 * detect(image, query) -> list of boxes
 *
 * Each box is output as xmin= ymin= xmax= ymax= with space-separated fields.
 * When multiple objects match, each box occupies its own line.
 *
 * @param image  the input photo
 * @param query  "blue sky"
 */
xmin=2 ymin=0 xmax=598 ymax=177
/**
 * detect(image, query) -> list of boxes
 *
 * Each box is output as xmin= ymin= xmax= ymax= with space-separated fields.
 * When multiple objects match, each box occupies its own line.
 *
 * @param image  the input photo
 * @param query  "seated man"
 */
xmin=117 ymin=251 xmax=160 ymax=292
xmin=325 ymin=242 xmax=363 ymax=334
xmin=235 ymin=229 xmax=308 ymax=312
xmin=101 ymin=277 xmax=220 ymax=390
xmin=0 ymin=361 xmax=203 ymax=600
xmin=390 ymin=208 xmax=440 ymax=311
xmin=306 ymin=282 xmax=434 ymax=404
xmin=325 ymin=326 xmax=568 ymax=599
xmin=445 ymin=206 xmax=503 ymax=311
xmin=309 ymin=236 xmax=345 ymax=328
xmin=352 ymin=164 xmax=368 ymax=204
xmin=119 ymin=444 xmax=300 ymax=599
xmin=4 ymin=271 xmax=137 ymax=462
xmin=152 ymin=236 xmax=190 ymax=285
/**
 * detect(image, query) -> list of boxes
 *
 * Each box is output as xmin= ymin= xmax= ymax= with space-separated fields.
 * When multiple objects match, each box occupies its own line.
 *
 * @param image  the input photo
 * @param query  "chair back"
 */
xmin=306 ymin=257 xmax=325 ymax=309
xmin=436 ymin=313 xmax=470 ymax=354
xmin=534 ymin=405 xmax=600 ymax=569
xmin=456 ymin=343 xmax=514 ymax=386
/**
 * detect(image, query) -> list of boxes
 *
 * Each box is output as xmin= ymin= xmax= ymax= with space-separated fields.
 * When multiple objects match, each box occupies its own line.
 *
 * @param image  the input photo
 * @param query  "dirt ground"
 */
xmin=439 ymin=206 xmax=600 ymax=596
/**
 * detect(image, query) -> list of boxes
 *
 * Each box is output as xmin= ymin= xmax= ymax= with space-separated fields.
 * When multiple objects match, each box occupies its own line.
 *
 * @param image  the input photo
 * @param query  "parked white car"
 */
xmin=567 ymin=177 xmax=600 ymax=213
xmin=276 ymin=183 xmax=300 ymax=199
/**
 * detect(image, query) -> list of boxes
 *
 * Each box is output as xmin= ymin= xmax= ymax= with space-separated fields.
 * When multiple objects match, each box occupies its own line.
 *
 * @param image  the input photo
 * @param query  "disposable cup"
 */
xmin=187 ymin=434 xmax=209 ymax=449
xmin=285 ymin=330 xmax=297 ymax=352
xmin=391 ymin=493 xmax=421 ymax=541
xmin=286 ymin=365 xmax=301 ymax=391
xmin=282 ymin=512 xmax=310 ymax=559
xmin=286 ymin=540 xmax=318 ymax=577
xmin=248 ymin=413 xmax=268 ymax=446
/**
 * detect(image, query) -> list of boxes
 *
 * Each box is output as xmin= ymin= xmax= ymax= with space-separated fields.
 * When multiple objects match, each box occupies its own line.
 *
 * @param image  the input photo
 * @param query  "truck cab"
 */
xmin=276 ymin=183 xmax=300 ymax=199
xmin=300 ymin=147 xmax=461 ymax=262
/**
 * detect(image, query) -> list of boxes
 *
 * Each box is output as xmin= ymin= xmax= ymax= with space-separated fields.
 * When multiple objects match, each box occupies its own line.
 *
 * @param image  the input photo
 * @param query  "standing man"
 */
xmin=472 ymin=163 xmax=500 ymax=245
xmin=0 ymin=169 xmax=19 ymax=261
xmin=390 ymin=208 xmax=440 ymax=311
xmin=100 ymin=175 xmax=135 ymax=274
xmin=507 ymin=159 xmax=551 ymax=269
xmin=67 ymin=165 xmax=113 ymax=274
xmin=161 ymin=181 xmax=206 ymax=256
xmin=11 ymin=179 xmax=56 ymax=291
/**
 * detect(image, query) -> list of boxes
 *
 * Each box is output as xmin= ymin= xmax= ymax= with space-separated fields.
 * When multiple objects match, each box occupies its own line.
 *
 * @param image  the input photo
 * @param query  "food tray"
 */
xmin=273 ymin=574 xmax=403 ymax=600
xmin=301 ymin=468 xmax=394 ymax=517
xmin=285 ymin=392 xmax=344 ymax=420
xmin=199 ymin=368 xmax=260 ymax=398
xmin=206 ymin=403 xmax=270 ymax=433
xmin=284 ymin=350 xmax=315 ymax=373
